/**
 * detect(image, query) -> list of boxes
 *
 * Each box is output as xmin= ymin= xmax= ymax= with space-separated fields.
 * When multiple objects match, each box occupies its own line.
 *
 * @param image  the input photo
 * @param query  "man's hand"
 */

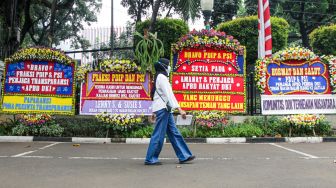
xmin=151 ymin=113 xmax=156 ymax=121
xmin=149 ymin=113 xmax=156 ymax=123
xmin=178 ymin=108 xmax=187 ymax=119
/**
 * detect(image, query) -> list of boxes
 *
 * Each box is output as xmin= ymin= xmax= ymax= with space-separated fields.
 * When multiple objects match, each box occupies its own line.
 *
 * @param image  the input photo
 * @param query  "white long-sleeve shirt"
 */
xmin=152 ymin=74 xmax=180 ymax=112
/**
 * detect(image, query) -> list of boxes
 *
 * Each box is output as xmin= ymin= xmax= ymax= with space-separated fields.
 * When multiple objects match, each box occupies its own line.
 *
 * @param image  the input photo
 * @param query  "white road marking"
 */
xmin=19 ymin=156 xmax=53 ymax=159
xmin=217 ymin=157 xmax=233 ymax=160
xmin=6 ymin=155 xmax=336 ymax=160
xmin=131 ymin=157 xmax=214 ymax=160
xmin=39 ymin=142 xmax=60 ymax=150
xmin=269 ymin=143 xmax=319 ymax=159
xmin=11 ymin=150 xmax=37 ymax=157
xmin=131 ymin=157 xmax=146 ymax=160
xmin=10 ymin=142 xmax=59 ymax=157
xmin=69 ymin=157 xmax=119 ymax=160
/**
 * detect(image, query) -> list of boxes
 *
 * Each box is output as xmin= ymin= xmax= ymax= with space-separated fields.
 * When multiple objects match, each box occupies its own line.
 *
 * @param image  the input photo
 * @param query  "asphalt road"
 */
xmin=0 ymin=142 xmax=336 ymax=188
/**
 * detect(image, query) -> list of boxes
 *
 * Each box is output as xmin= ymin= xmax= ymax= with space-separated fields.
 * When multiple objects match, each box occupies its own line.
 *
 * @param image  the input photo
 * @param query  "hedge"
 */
xmin=309 ymin=24 xmax=336 ymax=56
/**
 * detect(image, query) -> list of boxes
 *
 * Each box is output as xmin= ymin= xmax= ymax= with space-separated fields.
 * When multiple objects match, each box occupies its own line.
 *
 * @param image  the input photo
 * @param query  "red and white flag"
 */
xmin=258 ymin=0 xmax=272 ymax=58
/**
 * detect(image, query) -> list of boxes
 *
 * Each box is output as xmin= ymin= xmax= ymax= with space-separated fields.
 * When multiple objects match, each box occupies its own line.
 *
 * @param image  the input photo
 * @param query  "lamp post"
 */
xmin=110 ymin=0 xmax=114 ymax=57
xmin=201 ymin=0 xmax=214 ymax=30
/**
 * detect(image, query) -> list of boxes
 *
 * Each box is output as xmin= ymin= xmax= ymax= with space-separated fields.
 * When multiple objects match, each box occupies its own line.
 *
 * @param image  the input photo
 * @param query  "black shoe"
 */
xmin=144 ymin=162 xmax=162 ymax=165
xmin=179 ymin=155 xmax=196 ymax=164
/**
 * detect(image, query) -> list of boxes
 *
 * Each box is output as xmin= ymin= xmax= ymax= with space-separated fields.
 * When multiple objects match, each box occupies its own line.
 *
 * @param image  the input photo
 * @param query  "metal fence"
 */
xmin=246 ymin=72 xmax=261 ymax=115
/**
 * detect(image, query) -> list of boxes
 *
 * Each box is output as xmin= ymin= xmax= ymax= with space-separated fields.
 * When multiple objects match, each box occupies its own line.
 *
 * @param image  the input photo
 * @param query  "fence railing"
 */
xmin=246 ymin=72 xmax=261 ymax=115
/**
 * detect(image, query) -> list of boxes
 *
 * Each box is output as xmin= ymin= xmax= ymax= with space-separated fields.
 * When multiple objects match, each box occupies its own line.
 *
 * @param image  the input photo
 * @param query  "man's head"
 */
xmin=154 ymin=58 xmax=171 ymax=76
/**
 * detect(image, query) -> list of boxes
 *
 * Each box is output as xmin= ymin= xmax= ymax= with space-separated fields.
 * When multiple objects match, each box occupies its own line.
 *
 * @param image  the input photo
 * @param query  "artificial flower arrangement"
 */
xmin=5 ymin=47 xmax=75 ymax=65
xmin=95 ymin=112 xmax=143 ymax=131
xmin=281 ymin=114 xmax=325 ymax=136
xmin=282 ymin=114 xmax=325 ymax=127
xmin=255 ymin=58 xmax=272 ymax=93
xmin=76 ymin=59 xmax=139 ymax=81
xmin=272 ymin=46 xmax=317 ymax=62
xmin=193 ymin=111 xmax=229 ymax=128
xmin=255 ymin=46 xmax=331 ymax=93
xmin=282 ymin=114 xmax=325 ymax=128
xmin=172 ymin=29 xmax=244 ymax=55
xmin=322 ymin=55 xmax=336 ymax=92
xmin=17 ymin=114 xmax=53 ymax=126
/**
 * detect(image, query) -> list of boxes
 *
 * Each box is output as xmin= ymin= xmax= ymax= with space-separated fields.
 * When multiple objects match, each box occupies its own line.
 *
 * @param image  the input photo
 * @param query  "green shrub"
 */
xmin=0 ymin=120 xmax=15 ymax=136
xmin=194 ymin=121 xmax=264 ymax=138
xmin=135 ymin=18 xmax=189 ymax=59
xmin=195 ymin=126 xmax=223 ymax=138
xmin=128 ymin=125 xmax=154 ymax=138
xmin=222 ymin=124 xmax=264 ymax=137
xmin=217 ymin=16 xmax=289 ymax=67
xmin=247 ymin=116 xmax=333 ymax=137
xmin=12 ymin=123 xmax=64 ymax=137
xmin=39 ymin=124 xmax=64 ymax=137
xmin=309 ymin=24 xmax=336 ymax=56
xmin=56 ymin=116 xmax=106 ymax=137
xmin=287 ymin=121 xmax=332 ymax=137
xmin=314 ymin=121 xmax=333 ymax=136
xmin=246 ymin=116 xmax=288 ymax=137
xmin=12 ymin=124 xmax=31 ymax=136
xmin=178 ymin=126 xmax=193 ymax=138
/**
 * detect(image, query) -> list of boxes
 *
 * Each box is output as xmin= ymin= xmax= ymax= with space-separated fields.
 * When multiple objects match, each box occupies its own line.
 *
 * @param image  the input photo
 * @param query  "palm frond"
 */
xmin=178 ymin=0 xmax=200 ymax=22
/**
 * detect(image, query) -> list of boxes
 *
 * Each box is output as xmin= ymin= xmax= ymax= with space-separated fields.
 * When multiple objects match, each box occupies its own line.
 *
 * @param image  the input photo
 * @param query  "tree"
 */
xmin=92 ymin=21 xmax=135 ymax=61
xmin=211 ymin=0 xmax=241 ymax=28
xmin=121 ymin=0 xmax=151 ymax=23
xmin=0 ymin=0 xmax=24 ymax=57
xmin=243 ymin=0 xmax=336 ymax=48
xmin=0 ymin=0 xmax=101 ymax=58
xmin=121 ymin=0 xmax=200 ymax=32
xmin=280 ymin=0 xmax=336 ymax=48
xmin=24 ymin=0 xmax=102 ymax=48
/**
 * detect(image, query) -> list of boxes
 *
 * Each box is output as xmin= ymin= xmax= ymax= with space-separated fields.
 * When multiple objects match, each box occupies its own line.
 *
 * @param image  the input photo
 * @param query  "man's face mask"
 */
xmin=159 ymin=62 xmax=171 ymax=76
xmin=167 ymin=66 xmax=171 ymax=76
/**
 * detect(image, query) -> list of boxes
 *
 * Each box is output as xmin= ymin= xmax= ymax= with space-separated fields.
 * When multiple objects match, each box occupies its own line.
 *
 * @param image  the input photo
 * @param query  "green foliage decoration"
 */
xmin=135 ymin=18 xmax=189 ymax=60
xmin=134 ymin=31 xmax=164 ymax=73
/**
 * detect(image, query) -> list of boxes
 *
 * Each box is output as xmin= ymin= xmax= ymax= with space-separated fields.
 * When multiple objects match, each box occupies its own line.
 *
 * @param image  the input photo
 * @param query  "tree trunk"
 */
xmin=48 ymin=0 xmax=58 ymax=47
xmin=20 ymin=0 xmax=32 ymax=45
xmin=298 ymin=2 xmax=310 ymax=48
xmin=148 ymin=0 xmax=162 ymax=32
xmin=299 ymin=22 xmax=310 ymax=48
xmin=0 ymin=0 xmax=20 ymax=57
xmin=135 ymin=0 xmax=143 ymax=23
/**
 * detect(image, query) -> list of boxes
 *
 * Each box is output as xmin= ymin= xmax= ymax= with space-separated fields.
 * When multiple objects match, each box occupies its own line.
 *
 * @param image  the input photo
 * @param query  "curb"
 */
xmin=126 ymin=138 xmax=151 ymax=144
xmin=33 ymin=137 xmax=72 ymax=142
xmin=285 ymin=137 xmax=323 ymax=143
xmin=0 ymin=136 xmax=335 ymax=144
xmin=206 ymin=138 xmax=246 ymax=144
xmin=0 ymin=136 xmax=33 ymax=142
xmin=246 ymin=137 xmax=286 ymax=143
xmin=72 ymin=137 xmax=111 ymax=143
xmin=323 ymin=137 xmax=336 ymax=142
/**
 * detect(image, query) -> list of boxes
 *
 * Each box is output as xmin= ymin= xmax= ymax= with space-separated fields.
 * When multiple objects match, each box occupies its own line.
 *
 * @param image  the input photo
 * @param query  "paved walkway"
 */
xmin=1 ymin=142 xmax=336 ymax=188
